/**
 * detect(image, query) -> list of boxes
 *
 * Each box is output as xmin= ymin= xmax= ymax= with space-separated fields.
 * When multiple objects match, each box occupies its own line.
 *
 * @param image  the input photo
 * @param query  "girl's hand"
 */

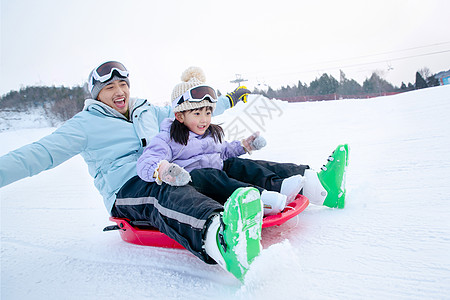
xmin=242 ymin=132 xmax=267 ymax=154
xmin=155 ymin=160 xmax=191 ymax=186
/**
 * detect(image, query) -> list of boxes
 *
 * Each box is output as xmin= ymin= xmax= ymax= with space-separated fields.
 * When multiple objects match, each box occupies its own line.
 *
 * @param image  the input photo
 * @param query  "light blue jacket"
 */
xmin=0 ymin=96 xmax=231 ymax=213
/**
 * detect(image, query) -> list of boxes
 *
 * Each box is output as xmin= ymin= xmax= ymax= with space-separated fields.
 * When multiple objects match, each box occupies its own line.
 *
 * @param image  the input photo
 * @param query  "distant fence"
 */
xmin=278 ymin=92 xmax=403 ymax=102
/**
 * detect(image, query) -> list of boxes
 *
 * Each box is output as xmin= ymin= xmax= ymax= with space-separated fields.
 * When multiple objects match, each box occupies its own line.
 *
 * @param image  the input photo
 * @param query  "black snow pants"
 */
xmin=111 ymin=157 xmax=309 ymax=263
xmin=189 ymin=157 xmax=310 ymax=204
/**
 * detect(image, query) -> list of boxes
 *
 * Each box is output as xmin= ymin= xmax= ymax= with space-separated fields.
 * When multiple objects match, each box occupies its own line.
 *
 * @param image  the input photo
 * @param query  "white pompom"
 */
xmin=181 ymin=66 xmax=206 ymax=83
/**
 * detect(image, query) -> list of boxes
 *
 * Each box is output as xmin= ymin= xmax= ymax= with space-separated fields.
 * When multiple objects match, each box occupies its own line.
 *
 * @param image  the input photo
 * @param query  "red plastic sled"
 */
xmin=106 ymin=194 xmax=309 ymax=249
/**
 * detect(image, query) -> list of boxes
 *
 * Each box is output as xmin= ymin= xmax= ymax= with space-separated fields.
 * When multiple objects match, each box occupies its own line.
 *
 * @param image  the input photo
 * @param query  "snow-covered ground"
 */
xmin=0 ymin=107 xmax=62 ymax=132
xmin=1 ymin=86 xmax=450 ymax=299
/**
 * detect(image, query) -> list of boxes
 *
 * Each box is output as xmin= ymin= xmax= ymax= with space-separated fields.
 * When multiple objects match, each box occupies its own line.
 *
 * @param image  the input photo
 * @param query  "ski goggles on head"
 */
xmin=88 ymin=61 xmax=129 ymax=93
xmin=174 ymin=85 xmax=218 ymax=107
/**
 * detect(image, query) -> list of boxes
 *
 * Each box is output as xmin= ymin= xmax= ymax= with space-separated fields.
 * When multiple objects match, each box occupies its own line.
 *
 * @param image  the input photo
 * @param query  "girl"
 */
xmin=137 ymin=67 xmax=305 ymax=215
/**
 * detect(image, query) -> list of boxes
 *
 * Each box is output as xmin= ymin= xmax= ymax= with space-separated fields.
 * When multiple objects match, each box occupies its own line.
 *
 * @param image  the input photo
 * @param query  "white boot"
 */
xmin=302 ymin=169 xmax=327 ymax=206
xmin=261 ymin=190 xmax=287 ymax=216
xmin=203 ymin=214 xmax=227 ymax=270
xmin=280 ymin=174 xmax=305 ymax=204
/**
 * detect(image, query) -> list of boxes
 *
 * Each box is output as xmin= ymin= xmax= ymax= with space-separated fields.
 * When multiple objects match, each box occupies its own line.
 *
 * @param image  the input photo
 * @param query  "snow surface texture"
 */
xmin=1 ymin=86 xmax=450 ymax=299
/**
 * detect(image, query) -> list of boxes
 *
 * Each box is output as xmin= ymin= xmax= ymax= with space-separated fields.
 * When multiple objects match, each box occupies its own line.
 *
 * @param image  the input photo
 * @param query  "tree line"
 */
xmin=0 ymin=85 xmax=89 ymax=122
xmin=0 ymin=67 xmax=443 ymax=122
xmin=253 ymin=68 xmax=440 ymax=100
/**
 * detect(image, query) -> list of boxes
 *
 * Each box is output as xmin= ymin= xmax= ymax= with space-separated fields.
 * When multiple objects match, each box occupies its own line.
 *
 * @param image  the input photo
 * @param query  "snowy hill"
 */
xmin=1 ymin=86 xmax=450 ymax=299
xmin=0 ymin=107 xmax=60 ymax=131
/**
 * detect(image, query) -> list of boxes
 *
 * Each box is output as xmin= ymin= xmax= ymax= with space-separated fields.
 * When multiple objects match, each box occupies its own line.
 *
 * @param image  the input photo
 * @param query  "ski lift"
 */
xmin=230 ymin=74 xmax=248 ymax=87
xmin=387 ymin=63 xmax=394 ymax=71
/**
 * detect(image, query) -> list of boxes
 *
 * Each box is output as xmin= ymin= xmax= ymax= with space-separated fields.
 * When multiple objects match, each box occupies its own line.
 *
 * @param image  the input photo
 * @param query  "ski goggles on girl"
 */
xmin=173 ymin=85 xmax=218 ymax=107
xmin=88 ymin=61 xmax=129 ymax=93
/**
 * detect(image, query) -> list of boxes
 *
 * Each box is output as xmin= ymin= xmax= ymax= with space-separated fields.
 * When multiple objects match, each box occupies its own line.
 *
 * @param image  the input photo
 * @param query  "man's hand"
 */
xmin=226 ymin=86 xmax=251 ymax=107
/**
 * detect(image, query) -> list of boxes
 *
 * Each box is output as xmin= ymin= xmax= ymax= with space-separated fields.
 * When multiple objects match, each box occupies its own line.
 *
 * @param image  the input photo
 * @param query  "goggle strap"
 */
xmin=177 ymin=95 xmax=185 ymax=105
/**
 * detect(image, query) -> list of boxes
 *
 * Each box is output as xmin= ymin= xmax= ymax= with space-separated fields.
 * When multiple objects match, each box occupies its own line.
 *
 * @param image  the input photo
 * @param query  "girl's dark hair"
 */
xmin=170 ymin=108 xmax=224 ymax=145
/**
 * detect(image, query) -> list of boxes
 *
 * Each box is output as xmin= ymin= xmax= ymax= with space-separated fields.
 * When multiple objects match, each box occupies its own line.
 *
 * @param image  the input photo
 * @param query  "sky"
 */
xmin=1 ymin=0 xmax=450 ymax=104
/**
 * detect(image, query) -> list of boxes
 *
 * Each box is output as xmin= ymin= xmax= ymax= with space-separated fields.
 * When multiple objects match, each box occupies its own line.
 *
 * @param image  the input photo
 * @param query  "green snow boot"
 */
xmin=319 ymin=144 xmax=349 ymax=208
xmin=303 ymin=144 xmax=349 ymax=208
xmin=203 ymin=187 xmax=263 ymax=281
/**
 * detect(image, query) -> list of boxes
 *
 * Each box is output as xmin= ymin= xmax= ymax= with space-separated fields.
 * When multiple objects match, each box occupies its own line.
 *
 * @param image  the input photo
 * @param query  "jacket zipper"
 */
xmin=130 ymin=99 xmax=148 ymax=120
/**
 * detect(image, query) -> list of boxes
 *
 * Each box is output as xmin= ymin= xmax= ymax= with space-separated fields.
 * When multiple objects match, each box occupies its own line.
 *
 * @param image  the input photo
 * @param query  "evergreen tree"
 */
xmin=339 ymin=70 xmax=347 ymax=85
xmin=415 ymin=71 xmax=428 ymax=89
xmin=309 ymin=73 xmax=339 ymax=95
xmin=426 ymin=75 xmax=439 ymax=87
xmin=266 ymin=86 xmax=276 ymax=99
xmin=339 ymin=78 xmax=362 ymax=95
xmin=297 ymin=80 xmax=308 ymax=96
xmin=363 ymin=72 xmax=395 ymax=94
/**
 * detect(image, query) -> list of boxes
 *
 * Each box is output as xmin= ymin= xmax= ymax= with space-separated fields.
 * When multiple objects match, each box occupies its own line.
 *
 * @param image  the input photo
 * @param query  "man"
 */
xmin=0 ymin=61 xmax=265 ymax=280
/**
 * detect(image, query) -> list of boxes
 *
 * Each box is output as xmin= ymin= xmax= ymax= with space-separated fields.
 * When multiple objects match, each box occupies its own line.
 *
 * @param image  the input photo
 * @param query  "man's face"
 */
xmin=97 ymin=80 xmax=130 ymax=115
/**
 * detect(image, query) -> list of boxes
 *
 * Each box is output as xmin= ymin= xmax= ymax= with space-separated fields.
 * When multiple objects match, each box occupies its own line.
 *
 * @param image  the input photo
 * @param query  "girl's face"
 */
xmin=175 ymin=106 xmax=212 ymax=135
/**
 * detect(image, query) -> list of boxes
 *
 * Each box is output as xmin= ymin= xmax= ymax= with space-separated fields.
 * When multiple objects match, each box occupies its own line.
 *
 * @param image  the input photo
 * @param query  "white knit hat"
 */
xmin=171 ymin=67 xmax=216 ymax=113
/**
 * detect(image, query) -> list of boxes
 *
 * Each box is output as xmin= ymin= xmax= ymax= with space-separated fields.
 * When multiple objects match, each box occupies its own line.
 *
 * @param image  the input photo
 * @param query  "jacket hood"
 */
xmin=159 ymin=118 xmax=174 ymax=133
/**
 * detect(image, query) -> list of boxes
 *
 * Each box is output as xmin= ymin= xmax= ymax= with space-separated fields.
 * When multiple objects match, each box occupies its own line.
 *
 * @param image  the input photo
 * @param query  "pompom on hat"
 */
xmin=171 ymin=67 xmax=216 ymax=113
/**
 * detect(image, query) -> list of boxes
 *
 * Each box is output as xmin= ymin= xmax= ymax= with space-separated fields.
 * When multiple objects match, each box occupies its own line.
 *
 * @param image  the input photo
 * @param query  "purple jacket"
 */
xmin=137 ymin=118 xmax=246 ymax=182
